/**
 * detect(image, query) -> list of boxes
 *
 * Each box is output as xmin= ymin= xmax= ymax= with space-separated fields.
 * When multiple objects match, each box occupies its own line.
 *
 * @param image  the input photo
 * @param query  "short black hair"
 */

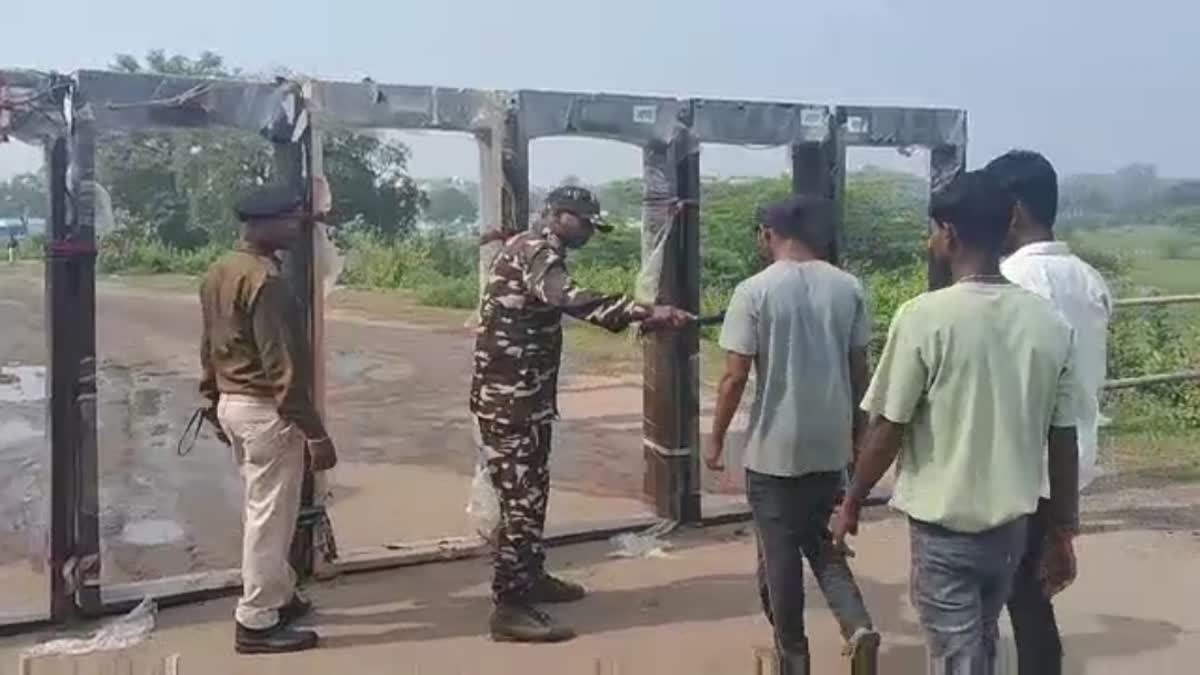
xmin=983 ymin=150 xmax=1058 ymax=227
xmin=929 ymin=171 xmax=1013 ymax=253
xmin=760 ymin=196 xmax=834 ymax=251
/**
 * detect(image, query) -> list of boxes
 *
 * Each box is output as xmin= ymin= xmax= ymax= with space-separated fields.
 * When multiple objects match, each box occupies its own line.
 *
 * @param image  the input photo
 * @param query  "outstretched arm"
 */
xmin=526 ymin=248 xmax=648 ymax=332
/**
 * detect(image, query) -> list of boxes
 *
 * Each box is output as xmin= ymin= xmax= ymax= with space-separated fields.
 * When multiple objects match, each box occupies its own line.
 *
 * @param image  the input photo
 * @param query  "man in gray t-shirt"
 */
xmin=707 ymin=196 xmax=877 ymax=674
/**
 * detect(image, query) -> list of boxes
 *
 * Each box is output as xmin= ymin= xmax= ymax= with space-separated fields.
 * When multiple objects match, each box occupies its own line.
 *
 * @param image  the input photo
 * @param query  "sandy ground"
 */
xmin=0 ymin=264 xmax=753 ymax=619
xmin=4 ymin=263 xmax=1200 ymax=672
xmin=4 ymin=502 xmax=1200 ymax=675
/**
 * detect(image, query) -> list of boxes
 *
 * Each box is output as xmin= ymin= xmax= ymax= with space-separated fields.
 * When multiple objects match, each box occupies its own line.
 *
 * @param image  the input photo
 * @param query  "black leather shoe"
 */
xmin=279 ymin=594 xmax=313 ymax=625
xmin=235 ymin=622 xmax=319 ymax=654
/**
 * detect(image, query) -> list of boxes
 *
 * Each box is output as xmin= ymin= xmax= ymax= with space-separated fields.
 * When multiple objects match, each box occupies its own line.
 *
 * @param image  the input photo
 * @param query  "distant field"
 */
xmin=1127 ymin=259 xmax=1200 ymax=294
xmin=1071 ymin=225 xmax=1200 ymax=294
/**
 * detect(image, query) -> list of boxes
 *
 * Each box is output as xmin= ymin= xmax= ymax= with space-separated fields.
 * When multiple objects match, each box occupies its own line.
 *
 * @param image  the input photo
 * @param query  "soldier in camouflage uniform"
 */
xmin=472 ymin=186 xmax=691 ymax=642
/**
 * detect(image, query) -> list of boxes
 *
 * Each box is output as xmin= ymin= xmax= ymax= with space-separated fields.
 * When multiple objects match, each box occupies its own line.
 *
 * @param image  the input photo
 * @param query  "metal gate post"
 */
xmin=790 ymin=114 xmax=845 ymax=265
xmin=642 ymin=122 xmax=702 ymax=524
xmin=62 ymin=98 xmax=102 ymax=615
xmin=44 ymin=135 xmax=77 ymax=621
xmin=270 ymin=90 xmax=319 ymax=578
xmin=477 ymin=96 xmax=528 ymax=298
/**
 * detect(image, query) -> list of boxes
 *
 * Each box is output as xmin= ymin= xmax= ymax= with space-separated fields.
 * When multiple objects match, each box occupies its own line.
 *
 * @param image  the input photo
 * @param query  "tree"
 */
xmin=1163 ymin=180 xmax=1200 ymax=209
xmin=423 ymin=183 xmax=479 ymax=227
xmin=0 ymin=172 xmax=48 ymax=220
xmin=594 ymin=178 xmax=643 ymax=226
xmin=1112 ymin=163 xmax=1159 ymax=214
xmin=99 ymin=51 xmax=268 ymax=248
xmin=322 ymin=132 xmax=427 ymax=238
xmin=96 ymin=50 xmax=426 ymax=248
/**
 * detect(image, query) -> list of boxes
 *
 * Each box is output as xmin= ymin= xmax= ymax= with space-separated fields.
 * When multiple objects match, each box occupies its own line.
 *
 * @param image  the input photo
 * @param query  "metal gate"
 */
xmin=2 ymin=66 xmax=971 ymax=629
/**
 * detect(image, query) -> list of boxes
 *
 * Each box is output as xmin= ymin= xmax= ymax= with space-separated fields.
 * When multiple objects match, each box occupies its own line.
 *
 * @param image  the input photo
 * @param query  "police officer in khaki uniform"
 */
xmin=472 ymin=186 xmax=692 ymax=642
xmin=199 ymin=185 xmax=337 ymax=654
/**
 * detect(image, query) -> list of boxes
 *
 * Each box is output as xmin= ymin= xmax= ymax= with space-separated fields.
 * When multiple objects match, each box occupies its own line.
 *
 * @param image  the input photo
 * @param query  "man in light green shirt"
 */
xmin=832 ymin=171 xmax=1081 ymax=675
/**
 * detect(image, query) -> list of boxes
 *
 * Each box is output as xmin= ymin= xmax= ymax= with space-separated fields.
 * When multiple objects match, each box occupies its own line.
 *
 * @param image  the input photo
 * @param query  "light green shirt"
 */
xmin=861 ymin=282 xmax=1077 ymax=533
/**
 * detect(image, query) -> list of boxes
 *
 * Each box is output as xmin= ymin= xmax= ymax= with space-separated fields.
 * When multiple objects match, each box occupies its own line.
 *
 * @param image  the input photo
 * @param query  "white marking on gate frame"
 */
xmin=633 ymin=105 xmax=658 ymax=125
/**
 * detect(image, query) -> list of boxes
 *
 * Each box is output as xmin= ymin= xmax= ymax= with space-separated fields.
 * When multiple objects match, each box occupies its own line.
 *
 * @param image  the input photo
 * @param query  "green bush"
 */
xmin=862 ymin=261 xmax=928 ymax=361
xmin=1108 ymin=306 xmax=1200 ymax=429
xmin=17 ymin=234 xmax=45 ymax=260
xmin=82 ymin=174 xmax=1200 ymax=432
xmin=416 ymin=275 xmax=479 ymax=309
xmin=97 ymin=230 xmax=222 ymax=275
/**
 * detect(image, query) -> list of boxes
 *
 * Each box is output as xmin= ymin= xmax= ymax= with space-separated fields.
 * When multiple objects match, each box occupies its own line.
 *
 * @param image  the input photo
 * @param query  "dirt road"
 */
xmin=6 ymin=514 xmax=1200 ymax=674
xmin=0 ymin=264 xmax=750 ymax=614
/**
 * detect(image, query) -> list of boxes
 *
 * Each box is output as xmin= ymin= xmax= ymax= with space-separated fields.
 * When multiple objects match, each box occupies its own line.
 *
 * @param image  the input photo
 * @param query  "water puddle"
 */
xmin=0 ymin=365 xmax=46 ymax=403
xmin=332 ymin=351 xmax=369 ymax=380
xmin=120 ymin=519 xmax=185 ymax=546
xmin=0 ymin=419 xmax=41 ymax=447
xmin=331 ymin=350 xmax=413 ymax=382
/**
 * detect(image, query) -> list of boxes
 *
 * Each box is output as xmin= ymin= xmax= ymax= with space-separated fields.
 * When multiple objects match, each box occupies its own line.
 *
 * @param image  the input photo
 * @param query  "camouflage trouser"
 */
xmin=477 ymin=418 xmax=552 ymax=603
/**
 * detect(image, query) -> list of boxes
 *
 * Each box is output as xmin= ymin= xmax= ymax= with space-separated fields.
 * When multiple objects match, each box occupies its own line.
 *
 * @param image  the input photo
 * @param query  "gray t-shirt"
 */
xmin=718 ymin=260 xmax=871 ymax=477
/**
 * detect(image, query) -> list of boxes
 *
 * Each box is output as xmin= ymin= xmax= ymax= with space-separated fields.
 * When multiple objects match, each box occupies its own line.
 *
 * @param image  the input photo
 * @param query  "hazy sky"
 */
xmin=3 ymin=0 xmax=1196 ymax=185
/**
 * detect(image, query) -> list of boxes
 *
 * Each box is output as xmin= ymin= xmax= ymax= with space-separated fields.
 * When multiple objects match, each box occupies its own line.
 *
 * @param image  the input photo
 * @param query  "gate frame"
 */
xmin=1 ymin=67 xmax=971 ymax=626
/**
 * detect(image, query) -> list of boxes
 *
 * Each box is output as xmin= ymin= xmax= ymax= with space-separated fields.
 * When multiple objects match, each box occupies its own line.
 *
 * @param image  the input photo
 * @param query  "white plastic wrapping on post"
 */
xmin=636 ymin=155 xmax=677 ymax=304
xmin=473 ymin=93 xmax=521 ymax=326
xmin=635 ymin=136 xmax=696 ymax=305
xmin=465 ymin=421 xmax=501 ymax=543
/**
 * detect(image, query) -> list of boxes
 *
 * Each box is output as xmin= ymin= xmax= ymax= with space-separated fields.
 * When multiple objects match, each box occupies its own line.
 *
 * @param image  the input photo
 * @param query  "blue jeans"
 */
xmin=909 ymin=516 xmax=1028 ymax=675
xmin=748 ymin=470 xmax=873 ymax=661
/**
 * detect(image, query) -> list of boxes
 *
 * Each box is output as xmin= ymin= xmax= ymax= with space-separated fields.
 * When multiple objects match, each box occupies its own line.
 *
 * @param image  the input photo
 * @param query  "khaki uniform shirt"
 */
xmin=199 ymin=244 xmax=328 ymax=440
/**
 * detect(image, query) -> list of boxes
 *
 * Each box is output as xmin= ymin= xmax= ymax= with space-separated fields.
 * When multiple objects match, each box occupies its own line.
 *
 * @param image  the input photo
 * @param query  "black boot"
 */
xmin=489 ymin=603 xmax=576 ymax=643
xmin=525 ymin=573 xmax=587 ymax=604
xmin=279 ymin=594 xmax=313 ymax=626
xmin=235 ymin=622 xmax=319 ymax=654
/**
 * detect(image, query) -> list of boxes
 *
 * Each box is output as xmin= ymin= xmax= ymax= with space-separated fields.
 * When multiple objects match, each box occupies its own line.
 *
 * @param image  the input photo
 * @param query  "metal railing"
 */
xmin=1104 ymin=293 xmax=1200 ymax=391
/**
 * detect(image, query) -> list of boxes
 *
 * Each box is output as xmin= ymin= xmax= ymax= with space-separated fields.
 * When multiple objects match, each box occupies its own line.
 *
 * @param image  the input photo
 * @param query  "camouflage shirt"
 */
xmin=470 ymin=228 xmax=645 ymax=426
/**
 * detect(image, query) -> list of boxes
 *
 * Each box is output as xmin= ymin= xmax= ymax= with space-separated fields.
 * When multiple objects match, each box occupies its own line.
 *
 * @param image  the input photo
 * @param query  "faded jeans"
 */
xmin=747 ymin=470 xmax=873 ymax=659
xmin=909 ymin=516 xmax=1028 ymax=675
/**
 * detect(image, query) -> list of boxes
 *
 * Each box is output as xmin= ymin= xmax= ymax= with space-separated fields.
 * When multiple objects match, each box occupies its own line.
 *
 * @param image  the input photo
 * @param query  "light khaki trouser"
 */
xmin=217 ymin=394 xmax=305 ymax=629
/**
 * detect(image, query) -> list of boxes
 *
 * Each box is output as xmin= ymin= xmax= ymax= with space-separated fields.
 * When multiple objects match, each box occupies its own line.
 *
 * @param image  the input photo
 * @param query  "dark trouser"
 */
xmin=1007 ymin=499 xmax=1063 ymax=675
xmin=909 ymin=516 xmax=1028 ymax=675
xmin=478 ymin=419 xmax=552 ymax=603
xmin=747 ymin=469 xmax=873 ymax=659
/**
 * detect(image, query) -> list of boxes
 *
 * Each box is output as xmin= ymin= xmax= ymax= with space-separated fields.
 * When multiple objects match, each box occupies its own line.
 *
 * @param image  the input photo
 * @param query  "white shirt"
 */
xmin=1001 ymin=241 xmax=1112 ymax=495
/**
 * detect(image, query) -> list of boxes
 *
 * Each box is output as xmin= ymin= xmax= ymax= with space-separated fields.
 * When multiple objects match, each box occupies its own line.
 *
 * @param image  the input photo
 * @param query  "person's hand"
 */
xmin=704 ymin=436 xmax=726 ymax=471
xmin=201 ymin=408 xmax=231 ymax=446
xmin=308 ymin=437 xmax=339 ymax=472
xmin=1039 ymin=527 xmax=1077 ymax=597
xmin=830 ymin=498 xmax=861 ymax=557
xmin=641 ymin=305 xmax=695 ymax=330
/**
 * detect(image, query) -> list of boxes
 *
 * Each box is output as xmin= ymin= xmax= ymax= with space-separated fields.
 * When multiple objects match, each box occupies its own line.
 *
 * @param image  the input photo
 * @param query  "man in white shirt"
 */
xmin=987 ymin=150 xmax=1113 ymax=675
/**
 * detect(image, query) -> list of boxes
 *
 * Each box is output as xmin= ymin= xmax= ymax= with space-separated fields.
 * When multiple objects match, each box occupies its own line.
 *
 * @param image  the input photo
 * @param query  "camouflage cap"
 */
xmin=545 ymin=185 xmax=612 ymax=233
xmin=234 ymin=184 xmax=305 ymax=222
